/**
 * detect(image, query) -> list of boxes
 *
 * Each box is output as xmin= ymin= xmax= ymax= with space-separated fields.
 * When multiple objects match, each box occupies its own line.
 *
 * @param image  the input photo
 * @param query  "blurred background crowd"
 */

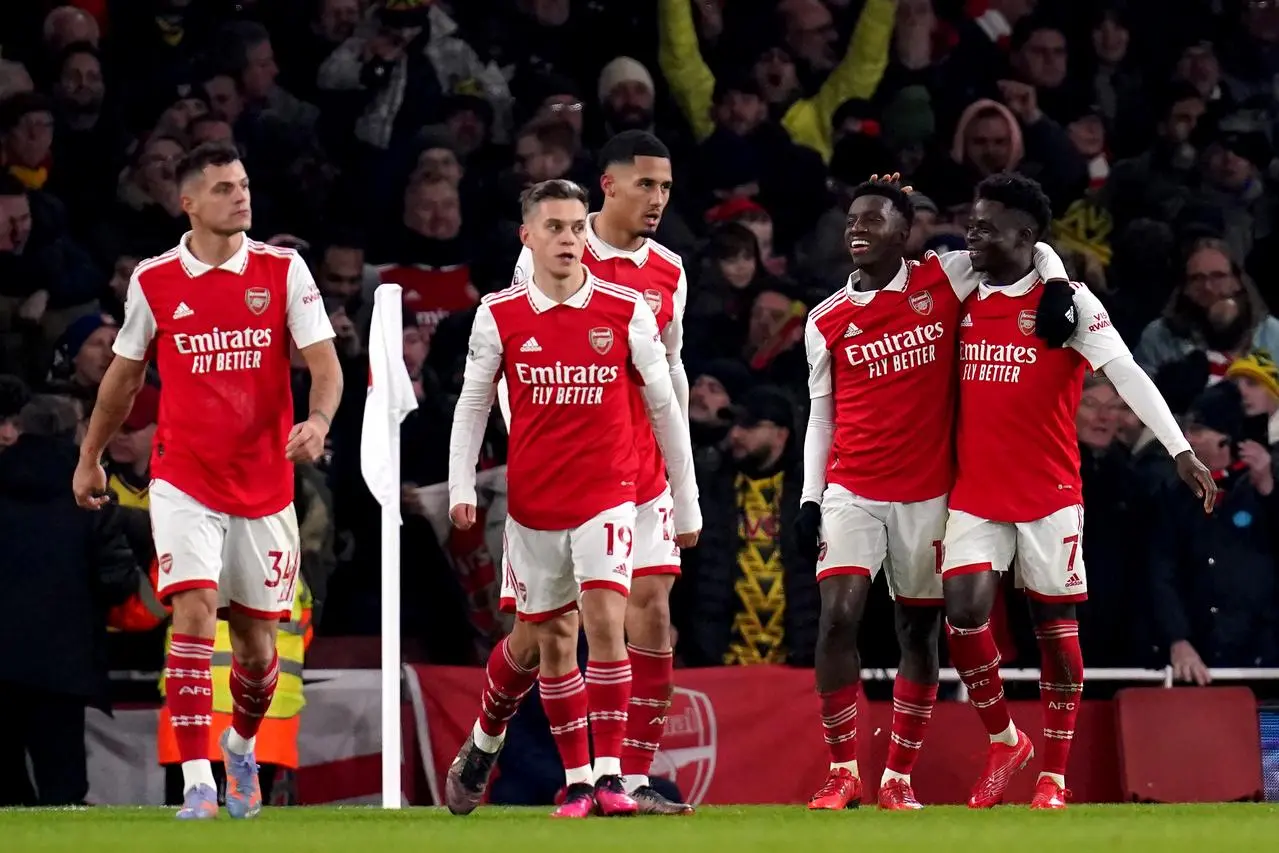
xmin=3 ymin=0 xmax=1279 ymax=788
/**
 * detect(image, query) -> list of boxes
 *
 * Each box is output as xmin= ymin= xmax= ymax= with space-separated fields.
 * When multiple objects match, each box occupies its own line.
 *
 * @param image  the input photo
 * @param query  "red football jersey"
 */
xmin=511 ymin=215 xmax=687 ymax=505
xmin=806 ymin=252 xmax=977 ymax=503
xmin=113 ymin=234 xmax=335 ymax=518
xmin=950 ymin=274 xmax=1130 ymax=522
xmin=465 ymin=271 xmax=669 ymax=530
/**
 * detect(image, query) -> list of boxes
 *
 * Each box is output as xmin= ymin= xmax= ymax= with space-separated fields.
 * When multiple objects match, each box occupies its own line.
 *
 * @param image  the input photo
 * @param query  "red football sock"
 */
xmin=230 ymin=651 xmax=279 ymax=740
xmin=478 ymin=637 xmax=538 ymax=738
xmin=946 ymin=620 xmax=1012 ymax=736
xmin=1036 ymin=619 xmax=1083 ymax=777
xmin=885 ymin=676 xmax=938 ymax=776
xmin=620 ymin=644 xmax=672 ymax=778
xmin=585 ymin=659 xmax=631 ymax=774
xmin=166 ymin=634 xmax=215 ymax=762
xmin=540 ymin=669 xmax=591 ymax=783
xmin=819 ymin=682 xmax=860 ymax=765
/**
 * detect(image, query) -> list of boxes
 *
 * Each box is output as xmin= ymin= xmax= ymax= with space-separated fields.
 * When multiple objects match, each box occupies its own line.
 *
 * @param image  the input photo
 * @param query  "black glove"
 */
xmin=1035 ymin=279 xmax=1079 ymax=348
xmin=794 ymin=501 xmax=822 ymax=564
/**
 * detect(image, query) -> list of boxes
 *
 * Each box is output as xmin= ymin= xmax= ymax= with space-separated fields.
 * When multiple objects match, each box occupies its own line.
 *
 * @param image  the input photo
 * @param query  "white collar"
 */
xmin=527 ymin=269 xmax=595 ymax=313
xmin=978 ymin=268 xmax=1040 ymax=300
xmin=844 ymin=260 xmax=908 ymax=305
xmin=585 ymin=213 xmax=650 ymax=266
xmin=177 ymin=231 xmax=250 ymax=277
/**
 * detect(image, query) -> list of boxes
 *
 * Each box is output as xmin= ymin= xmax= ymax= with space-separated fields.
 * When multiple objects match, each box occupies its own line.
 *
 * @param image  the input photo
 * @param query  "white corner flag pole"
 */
xmin=360 ymin=283 xmax=418 ymax=809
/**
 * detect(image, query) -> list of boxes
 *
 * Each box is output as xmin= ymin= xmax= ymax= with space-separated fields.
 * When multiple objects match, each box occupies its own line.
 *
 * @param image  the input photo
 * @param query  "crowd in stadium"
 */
xmin=3 ymin=0 xmax=1279 ymax=803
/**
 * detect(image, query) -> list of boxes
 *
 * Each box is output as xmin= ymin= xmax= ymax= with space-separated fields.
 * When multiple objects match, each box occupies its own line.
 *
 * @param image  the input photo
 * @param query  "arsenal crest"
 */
xmin=908 ymin=291 xmax=934 ymax=316
xmin=817 ymin=541 xmax=828 ymax=562
xmin=245 ymin=287 xmax=271 ymax=315
xmin=1017 ymin=309 xmax=1037 ymax=336
xmin=589 ymin=326 xmax=615 ymax=354
xmin=644 ymin=288 xmax=662 ymax=315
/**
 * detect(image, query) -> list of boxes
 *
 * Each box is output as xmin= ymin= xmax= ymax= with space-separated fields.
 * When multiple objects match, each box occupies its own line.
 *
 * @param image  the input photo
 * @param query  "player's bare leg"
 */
xmin=534 ymin=611 xmax=595 ymax=818
xmin=219 ymin=611 xmax=279 ymax=819
xmin=446 ymin=621 xmax=539 ymax=815
xmin=167 ymin=589 xmax=219 ymax=820
xmin=943 ymin=572 xmax=1033 ymax=808
xmin=1026 ymin=599 xmax=1081 ymax=810
xmin=809 ymin=574 xmax=871 ymax=810
xmin=878 ymin=603 xmax=941 ymax=810
xmin=621 ymin=574 xmax=691 ymax=815
xmin=580 ymin=587 xmax=639 ymax=817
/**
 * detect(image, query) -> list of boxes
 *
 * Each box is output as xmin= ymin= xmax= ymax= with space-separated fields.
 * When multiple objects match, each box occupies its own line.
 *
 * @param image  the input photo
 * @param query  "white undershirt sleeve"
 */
xmin=448 ymin=302 xmax=502 ymax=508
xmin=802 ymin=394 xmax=834 ymax=504
xmin=664 ymin=267 xmax=689 ymax=417
xmin=1103 ymin=355 xmax=1192 ymax=458
xmin=1031 ymin=241 xmax=1068 ymax=283
xmin=632 ymin=298 xmax=700 ymax=533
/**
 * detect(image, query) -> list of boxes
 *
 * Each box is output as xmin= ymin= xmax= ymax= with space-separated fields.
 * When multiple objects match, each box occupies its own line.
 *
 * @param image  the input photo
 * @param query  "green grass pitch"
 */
xmin=4 ymin=804 xmax=1279 ymax=853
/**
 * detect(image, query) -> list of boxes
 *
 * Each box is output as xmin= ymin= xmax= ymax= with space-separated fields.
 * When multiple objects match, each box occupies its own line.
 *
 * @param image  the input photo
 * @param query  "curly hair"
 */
xmin=848 ymin=180 xmax=914 ymax=227
xmin=974 ymin=172 xmax=1052 ymax=239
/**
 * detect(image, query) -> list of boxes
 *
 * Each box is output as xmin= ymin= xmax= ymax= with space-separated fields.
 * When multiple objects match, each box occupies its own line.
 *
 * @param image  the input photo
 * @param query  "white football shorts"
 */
xmin=150 ymin=478 xmax=302 ymax=621
xmin=814 ymin=484 xmax=947 ymax=604
xmin=499 ymin=501 xmax=637 ymax=621
xmin=941 ymin=504 xmax=1088 ymax=601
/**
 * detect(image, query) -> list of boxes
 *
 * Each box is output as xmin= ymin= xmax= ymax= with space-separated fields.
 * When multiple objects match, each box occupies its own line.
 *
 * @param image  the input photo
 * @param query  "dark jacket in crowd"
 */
xmin=1148 ymin=471 xmax=1279 ymax=667
xmin=675 ymin=443 xmax=819 ymax=668
xmin=0 ymin=434 xmax=137 ymax=709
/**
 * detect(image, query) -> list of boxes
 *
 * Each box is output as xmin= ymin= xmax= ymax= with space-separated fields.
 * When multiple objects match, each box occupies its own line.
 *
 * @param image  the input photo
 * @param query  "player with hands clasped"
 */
xmin=940 ymin=173 xmax=1215 ymax=811
xmin=72 ymin=142 xmax=341 ymax=820
xmin=447 ymin=179 xmax=700 ymax=819
xmin=798 ymin=172 xmax=1074 ymax=811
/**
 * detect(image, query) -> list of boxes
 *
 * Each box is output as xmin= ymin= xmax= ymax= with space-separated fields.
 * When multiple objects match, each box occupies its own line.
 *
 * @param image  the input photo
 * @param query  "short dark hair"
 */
xmin=18 ymin=394 xmax=79 ymax=438
xmin=0 ymin=172 xmax=27 ymax=198
xmin=517 ymin=118 xmax=576 ymax=157
xmin=598 ymin=130 xmax=670 ymax=170
xmin=1010 ymin=14 xmax=1065 ymax=52
xmin=708 ymin=221 xmax=759 ymax=261
xmin=849 ymin=180 xmax=915 ymax=227
xmin=57 ymin=41 xmax=100 ymax=74
xmin=0 ymin=374 xmax=31 ymax=419
xmin=975 ymin=172 xmax=1053 ymax=238
xmin=212 ymin=21 xmax=272 ymax=79
xmin=175 ymin=141 xmax=241 ymax=186
xmin=520 ymin=179 xmax=589 ymax=221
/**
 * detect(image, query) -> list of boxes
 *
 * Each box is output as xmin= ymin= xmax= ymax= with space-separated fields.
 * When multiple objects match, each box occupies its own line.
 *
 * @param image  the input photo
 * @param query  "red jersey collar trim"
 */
xmin=177 ymin=231 xmax=250 ymax=278
xmin=585 ymin=213 xmax=649 ymax=267
xmin=844 ymin=260 xmax=908 ymax=304
xmin=527 ymin=269 xmax=595 ymax=313
xmin=978 ymin=268 xmax=1040 ymax=300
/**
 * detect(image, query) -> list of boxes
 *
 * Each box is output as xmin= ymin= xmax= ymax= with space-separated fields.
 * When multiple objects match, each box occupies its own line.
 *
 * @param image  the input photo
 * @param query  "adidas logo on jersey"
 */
xmin=844 ymin=322 xmax=862 ymax=338
xmin=172 ymin=302 xmax=194 ymax=320
xmin=961 ymin=314 xmax=973 ymax=327
xmin=1065 ymin=573 xmax=1082 ymax=588
xmin=520 ymin=337 xmax=542 ymax=352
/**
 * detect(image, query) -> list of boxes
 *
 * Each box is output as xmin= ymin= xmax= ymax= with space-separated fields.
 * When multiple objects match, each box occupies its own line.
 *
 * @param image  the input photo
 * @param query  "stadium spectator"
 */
xmin=0 ymin=394 xmax=136 ymax=806
xmin=1148 ymin=382 xmax=1279 ymax=681
xmin=677 ymin=386 xmax=819 ymax=667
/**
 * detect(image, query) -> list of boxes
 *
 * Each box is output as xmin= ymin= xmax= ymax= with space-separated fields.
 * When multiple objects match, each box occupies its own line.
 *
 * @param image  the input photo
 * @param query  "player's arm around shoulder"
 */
xmin=449 ymin=301 xmax=503 ymax=530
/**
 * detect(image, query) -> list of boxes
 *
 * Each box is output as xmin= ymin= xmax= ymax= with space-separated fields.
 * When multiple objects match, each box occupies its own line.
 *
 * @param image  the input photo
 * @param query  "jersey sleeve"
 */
xmin=464 ymin=301 xmax=504 ymax=384
xmin=663 ymin=267 xmax=688 ymax=367
xmin=627 ymin=297 xmax=668 ymax=386
xmin=805 ymin=315 xmax=833 ymax=398
xmin=936 ymin=250 xmax=979 ymax=301
xmin=286 ymin=252 xmax=336 ymax=349
xmin=113 ymin=269 xmax=157 ymax=361
xmin=1066 ymin=283 xmax=1131 ymax=371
